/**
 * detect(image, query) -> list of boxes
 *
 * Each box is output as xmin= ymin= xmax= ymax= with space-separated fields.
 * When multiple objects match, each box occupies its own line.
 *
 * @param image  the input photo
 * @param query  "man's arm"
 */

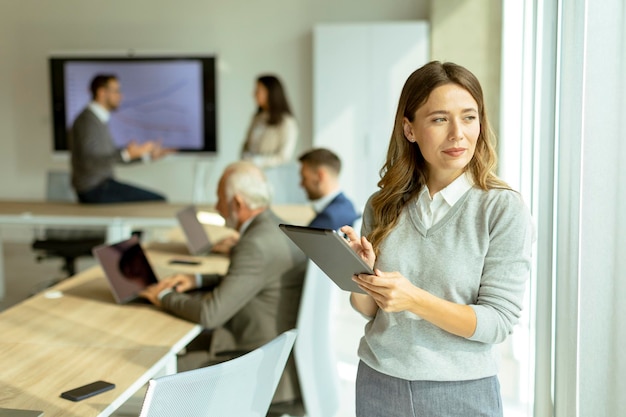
xmin=160 ymin=238 xmax=268 ymax=328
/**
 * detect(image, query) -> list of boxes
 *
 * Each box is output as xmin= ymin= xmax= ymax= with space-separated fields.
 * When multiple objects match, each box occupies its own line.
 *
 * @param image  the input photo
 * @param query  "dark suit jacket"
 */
xmin=308 ymin=192 xmax=359 ymax=230
xmin=161 ymin=209 xmax=307 ymax=401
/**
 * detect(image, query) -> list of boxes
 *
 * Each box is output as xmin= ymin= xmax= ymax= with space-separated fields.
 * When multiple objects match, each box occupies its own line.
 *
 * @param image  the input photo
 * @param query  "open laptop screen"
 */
xmin=176 ymin=205 xmax=212 ymax=255
xmin=92 ymin=237 xmax=159 ymax=304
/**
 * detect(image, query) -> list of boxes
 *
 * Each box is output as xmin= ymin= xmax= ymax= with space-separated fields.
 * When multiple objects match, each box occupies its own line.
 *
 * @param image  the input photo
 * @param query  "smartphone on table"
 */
xmin=60 ymin=380 xmax=115 ymax=401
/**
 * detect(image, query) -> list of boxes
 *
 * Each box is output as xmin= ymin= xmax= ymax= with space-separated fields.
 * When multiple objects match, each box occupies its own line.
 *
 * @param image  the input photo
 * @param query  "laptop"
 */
xmin=92 ymin=236 xmax=159 ymax=304
xmin=176 ymin=205 xmax=213 ymax=255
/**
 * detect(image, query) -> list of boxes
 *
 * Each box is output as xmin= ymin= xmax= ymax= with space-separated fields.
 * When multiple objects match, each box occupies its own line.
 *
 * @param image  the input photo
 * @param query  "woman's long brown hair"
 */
xmin=368 ymin=61 xmax=510 ymax=254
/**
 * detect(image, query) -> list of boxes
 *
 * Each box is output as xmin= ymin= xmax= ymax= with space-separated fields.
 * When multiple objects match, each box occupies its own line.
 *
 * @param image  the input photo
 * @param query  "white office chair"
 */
xmin=263 ymin=162 xmax=308 ymax=205
xmin=45 ymin=170 xmax=77 ymax=202
xmin=292 ymin=261 xmax=341 ymax=417
xmin=138 ymin=329 xmax=298 ymax=417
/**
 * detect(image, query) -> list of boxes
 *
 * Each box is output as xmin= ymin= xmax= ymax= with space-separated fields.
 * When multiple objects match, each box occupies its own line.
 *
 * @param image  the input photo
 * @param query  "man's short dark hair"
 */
xmin=90 ymin=74 xmax=118 ymax=99
xmin=298 ymin=148 xmax=341 ymax=175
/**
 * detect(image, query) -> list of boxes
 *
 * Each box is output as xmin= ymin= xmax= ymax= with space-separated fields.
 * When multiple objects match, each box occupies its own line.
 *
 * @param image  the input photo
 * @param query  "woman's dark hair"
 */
xmin=257 ymin=74 xmax=293 ymax=125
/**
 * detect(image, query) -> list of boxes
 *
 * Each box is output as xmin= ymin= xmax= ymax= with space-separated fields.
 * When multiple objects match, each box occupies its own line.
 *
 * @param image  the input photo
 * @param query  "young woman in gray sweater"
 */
xmin=343 ymin=61 xmax=534 ymax=417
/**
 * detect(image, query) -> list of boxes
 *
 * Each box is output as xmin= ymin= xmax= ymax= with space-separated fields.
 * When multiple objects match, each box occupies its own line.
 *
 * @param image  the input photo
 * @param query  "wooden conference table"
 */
xmin=0 ymin=200 xmax=314 ymax=299
xmin=0 ymin=246 xmax=227 ymax=417
xmin=0 ymin=203 xmax=314 ymax=416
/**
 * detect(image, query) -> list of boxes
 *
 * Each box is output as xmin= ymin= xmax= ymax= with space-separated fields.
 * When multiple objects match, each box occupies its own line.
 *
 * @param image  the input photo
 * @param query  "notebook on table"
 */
xmin=176 ymin=205 xmax=213 ymax=255
xmin=92 ymin=236 xmax=159 ymax=304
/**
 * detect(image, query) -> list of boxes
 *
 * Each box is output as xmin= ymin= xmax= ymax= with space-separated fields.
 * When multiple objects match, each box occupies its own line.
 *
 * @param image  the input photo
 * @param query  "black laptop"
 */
xmin=92 ymin=236 xmax=159 ymax=304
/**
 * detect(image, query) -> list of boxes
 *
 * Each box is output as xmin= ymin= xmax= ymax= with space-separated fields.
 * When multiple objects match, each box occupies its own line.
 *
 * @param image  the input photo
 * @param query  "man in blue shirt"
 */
xmin=299 ymin=148 xmax=359 ymax=230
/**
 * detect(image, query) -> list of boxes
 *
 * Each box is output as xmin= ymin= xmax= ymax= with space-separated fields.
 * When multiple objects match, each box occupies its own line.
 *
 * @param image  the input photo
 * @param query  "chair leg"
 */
xmin=266 ymin=399 xmax=305 ymax=417
xmin=62 ymin=257 xmax=77 ymax=277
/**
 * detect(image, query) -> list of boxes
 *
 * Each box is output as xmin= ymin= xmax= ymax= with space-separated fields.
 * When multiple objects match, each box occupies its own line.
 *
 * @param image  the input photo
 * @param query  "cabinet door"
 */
xmin=313 ymin=22 xmax=429 ymax=212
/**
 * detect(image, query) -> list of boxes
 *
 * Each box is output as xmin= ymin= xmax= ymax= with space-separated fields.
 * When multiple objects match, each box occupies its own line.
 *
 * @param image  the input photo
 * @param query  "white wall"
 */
xmin=313 ymin=22 xmax=430 ymax=212
xmin=0 ymin=0 xmax=428 ymax=203
xmin=430 ymin=0 xmax=502 ymax=134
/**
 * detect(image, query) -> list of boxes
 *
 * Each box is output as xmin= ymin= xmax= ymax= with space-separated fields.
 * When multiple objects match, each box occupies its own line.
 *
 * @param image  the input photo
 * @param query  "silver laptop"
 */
xmin=176 ymin=205 xmax=213 ymax=255
xmin=92 ymin=236 xmax=159 ymax=304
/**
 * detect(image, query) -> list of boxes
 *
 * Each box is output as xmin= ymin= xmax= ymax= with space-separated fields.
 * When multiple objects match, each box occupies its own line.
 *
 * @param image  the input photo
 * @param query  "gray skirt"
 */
xmin=356 ymin=361 xmax=503 ymax=417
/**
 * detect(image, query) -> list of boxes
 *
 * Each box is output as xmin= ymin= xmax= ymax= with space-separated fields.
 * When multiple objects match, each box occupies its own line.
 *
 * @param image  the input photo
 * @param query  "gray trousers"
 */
xmin=356 ymin=361 xmax=503 ymax=417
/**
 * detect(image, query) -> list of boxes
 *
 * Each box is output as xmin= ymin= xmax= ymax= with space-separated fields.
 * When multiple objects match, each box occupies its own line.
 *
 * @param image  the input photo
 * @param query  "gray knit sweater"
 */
xmin=70 ymin=107 xmax=124 ymax=192
xmin=358 ymin=186 xmax=534 ymax=381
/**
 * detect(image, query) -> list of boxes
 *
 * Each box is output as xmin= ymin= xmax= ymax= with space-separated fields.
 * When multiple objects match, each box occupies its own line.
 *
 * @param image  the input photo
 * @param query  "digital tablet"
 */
xmin=279 ymin=224 xmax=372 ymax=293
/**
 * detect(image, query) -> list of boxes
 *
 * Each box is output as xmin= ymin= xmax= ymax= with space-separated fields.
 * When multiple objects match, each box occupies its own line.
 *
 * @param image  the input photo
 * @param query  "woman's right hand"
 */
xmin=340 ymin=225 xmax=376 ymax=269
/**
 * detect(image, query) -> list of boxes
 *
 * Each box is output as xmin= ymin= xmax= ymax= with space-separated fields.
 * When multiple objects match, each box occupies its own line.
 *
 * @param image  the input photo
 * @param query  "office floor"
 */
xmin=0 ymin=237 xmax=361 ymax=417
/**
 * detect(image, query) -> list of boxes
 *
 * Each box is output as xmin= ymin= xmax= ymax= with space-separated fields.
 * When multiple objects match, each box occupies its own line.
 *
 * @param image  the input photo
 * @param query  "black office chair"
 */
xmin=32 ymin=231 xmax=105 ymax=277
xmin=31 ymin=171 xmax=106 ymax=280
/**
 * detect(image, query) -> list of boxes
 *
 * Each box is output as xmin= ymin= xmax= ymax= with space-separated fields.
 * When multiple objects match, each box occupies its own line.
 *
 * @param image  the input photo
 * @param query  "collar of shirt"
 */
xmin=416 ymin=172 xmax=474 ymax=229
xmin=238 ymin=211 xmax=262 ymax=235
xmin=88 ymin=102 xmax=111 ymax=123
xmin=439 ymin=172 xmax=474 ymax=207
xmin=311 ymin=189 xmax=341 ymax=214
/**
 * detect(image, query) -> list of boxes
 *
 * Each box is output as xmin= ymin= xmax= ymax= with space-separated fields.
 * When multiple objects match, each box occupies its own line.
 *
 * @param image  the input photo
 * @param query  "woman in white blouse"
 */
xmin=241 ymin=74 xmax=298 ymax=168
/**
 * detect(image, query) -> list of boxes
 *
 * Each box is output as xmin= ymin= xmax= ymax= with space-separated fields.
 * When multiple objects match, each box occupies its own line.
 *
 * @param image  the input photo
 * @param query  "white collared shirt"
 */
xmin=237 ymin=215 xmax=255 ymax=235
xmin=88 ymin=102 xmax=111 ymax=123
xmin=311 ymin=189 xmax=341 ymax=214
xmin=416 ymin=172 xmax=474 ymax=229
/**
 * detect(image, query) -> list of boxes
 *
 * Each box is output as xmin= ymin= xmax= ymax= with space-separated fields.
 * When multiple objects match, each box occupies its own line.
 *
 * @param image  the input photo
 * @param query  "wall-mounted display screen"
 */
xmin=49 ymin=56 xmax=217 ymax=153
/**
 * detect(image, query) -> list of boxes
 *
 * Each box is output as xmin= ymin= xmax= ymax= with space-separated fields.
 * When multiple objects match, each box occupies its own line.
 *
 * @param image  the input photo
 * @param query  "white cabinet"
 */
xmin=313 ymin=22 xmax=429 ymax=212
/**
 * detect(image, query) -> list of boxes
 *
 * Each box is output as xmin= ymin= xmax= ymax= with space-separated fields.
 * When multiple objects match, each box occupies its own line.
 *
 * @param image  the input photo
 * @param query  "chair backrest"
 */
xmin=294 ymin=260 xmax=341 ymax=417
xmin=138 ymin=329 xmax=298 ymax=417
xmin=46 ymin=171 xmax=76 ymax=202
xmin=263 ymin=162 xmax=308 ymax=204
xmin=38 ymin=171 xmax=105 ymax=239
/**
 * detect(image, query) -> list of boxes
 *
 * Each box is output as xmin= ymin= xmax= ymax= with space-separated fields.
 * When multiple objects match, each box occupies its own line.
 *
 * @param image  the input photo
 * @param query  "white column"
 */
xmin=544 ymin=0 xmax=626 ymax=415
xmin=573 ymin=0 xmax=626 ymax=415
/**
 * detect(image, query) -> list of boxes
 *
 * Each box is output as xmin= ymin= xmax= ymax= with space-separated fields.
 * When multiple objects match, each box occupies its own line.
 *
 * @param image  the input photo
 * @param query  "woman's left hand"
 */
xmin=353 ymin=269 xmax=421 ymax=313
xmin=354 ymin=269 xmax=478 ymax=337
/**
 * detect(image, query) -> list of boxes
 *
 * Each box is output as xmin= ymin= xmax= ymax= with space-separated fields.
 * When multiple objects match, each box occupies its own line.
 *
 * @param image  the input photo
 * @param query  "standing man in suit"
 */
xmin=70 ymin=74 xmax=172 ymax=203
xmin=299 ymin=148 xmax=360 ymax=230
xmin=139 ymin=161 xmax=307 ymax=403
